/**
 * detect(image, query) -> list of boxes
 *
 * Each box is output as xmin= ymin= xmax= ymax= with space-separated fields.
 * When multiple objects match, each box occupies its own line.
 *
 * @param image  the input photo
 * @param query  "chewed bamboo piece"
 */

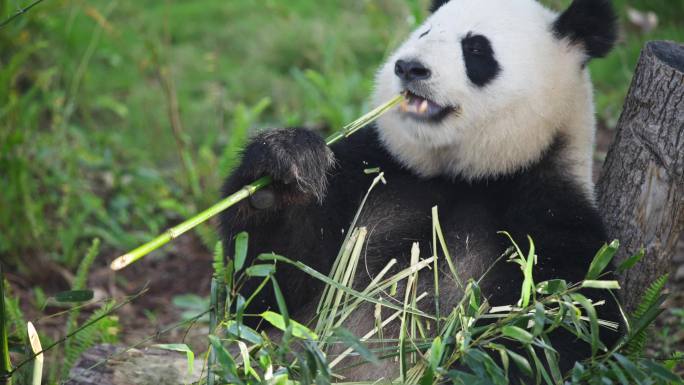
xmin=110 ymin=94 xmax=403 ymax=271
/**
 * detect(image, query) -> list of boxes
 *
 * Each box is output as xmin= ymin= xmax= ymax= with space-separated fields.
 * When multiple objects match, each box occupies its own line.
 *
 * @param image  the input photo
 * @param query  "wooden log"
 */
xmin=597 ymin=40 xmax=684 ymax=312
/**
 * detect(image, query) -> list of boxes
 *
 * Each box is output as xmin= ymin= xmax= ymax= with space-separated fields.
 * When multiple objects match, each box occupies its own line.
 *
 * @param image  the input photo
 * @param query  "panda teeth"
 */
xmin=419 ymin=100 xmax=429 ymax=114
xmin=400 ymin=90 xmax=446 ymax=118
xmin=400 ymin=99 xmax=410 ymax=112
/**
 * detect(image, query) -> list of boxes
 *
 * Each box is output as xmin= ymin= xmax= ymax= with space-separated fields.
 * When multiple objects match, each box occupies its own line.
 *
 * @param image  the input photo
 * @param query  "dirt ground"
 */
xmin=8 ymin=230 xmax=214 ymax=355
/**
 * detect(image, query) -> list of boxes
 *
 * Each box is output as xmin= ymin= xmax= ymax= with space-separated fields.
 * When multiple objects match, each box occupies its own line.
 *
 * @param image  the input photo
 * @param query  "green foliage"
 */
xmin=194 ymin=206 xmax=681 ymax=385
xmin=62 ymin=301 xmax=120 ymax=379
xmin=213 ymin=241 xmax=226 ymax=283
xmin=73 ymin=239 xmax=100 ymax=291
xmin=2 ymin=280 xmax=122 ymax=384
xmin=623 ymin=274 xmax=670 ymax=358
xmin=0 ymin=0 xmax=414 ymax=269
xmin=1 ymin=0 xmax=680 ymax=265
xmin=173 ymin=294 xmax=210 ymax=322
xmin=153 ymin=344 xmax=196 ymax=376
xmin=54 ymin=290 xmax=94 ymax=303
xmin=2 ymin=283 xmax=27 ymax=351
xmin=9 ymin=237 xmax=122 ymax=383
xmin=62 ymin=238 xmax=101 ymax=380
xmin=586 ymin=240 xmax=620 ymax=280
xmin=0 ymin=266 xmax=11 ymax=382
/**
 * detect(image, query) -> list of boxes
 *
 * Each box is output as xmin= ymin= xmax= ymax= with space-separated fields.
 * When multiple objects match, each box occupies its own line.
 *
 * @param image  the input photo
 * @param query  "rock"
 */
xmin=676 ymin=264 xmax=684 ymax=282
xmin=673 ymin=235 xmax=684 ymax=263
xmin=66 ymin=344 xmax=204 ymax=385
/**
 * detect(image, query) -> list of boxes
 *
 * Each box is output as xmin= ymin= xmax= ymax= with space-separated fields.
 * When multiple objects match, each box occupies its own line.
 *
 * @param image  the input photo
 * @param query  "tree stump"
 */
xmin=597 ymin=40 xmax=684 ymax=312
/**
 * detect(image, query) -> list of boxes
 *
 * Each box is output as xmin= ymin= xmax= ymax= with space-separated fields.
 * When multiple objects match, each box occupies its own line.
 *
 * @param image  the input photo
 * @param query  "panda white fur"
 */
xmin=221 ymin=0 xmax=619 ymax=381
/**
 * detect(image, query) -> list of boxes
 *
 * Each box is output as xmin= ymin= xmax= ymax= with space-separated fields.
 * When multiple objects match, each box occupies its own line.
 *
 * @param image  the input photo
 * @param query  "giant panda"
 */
xmin=221 ymin=0 xmax=620 ymax=380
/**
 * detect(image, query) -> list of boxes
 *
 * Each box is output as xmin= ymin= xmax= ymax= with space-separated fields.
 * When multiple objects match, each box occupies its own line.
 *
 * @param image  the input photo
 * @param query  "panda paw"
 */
xmin=230 ymin=128 xmax=335 ymax=209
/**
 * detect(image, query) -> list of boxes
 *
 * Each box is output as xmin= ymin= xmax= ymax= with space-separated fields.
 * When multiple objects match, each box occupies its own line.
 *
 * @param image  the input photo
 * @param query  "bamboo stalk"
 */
xmin=111 ymin=95 xmax=403 ymax=271
xmin=0 ymin=264 xmax=11 ymax=385
xmin=207 ymin=278 xmax=218 ymax=385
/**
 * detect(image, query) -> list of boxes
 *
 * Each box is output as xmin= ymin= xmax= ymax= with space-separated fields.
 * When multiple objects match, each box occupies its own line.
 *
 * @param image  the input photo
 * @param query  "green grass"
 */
xmin=0 ymin=0 xmax=421 ymax=268
xmin=1 ymin=0 xmax=681 ymax=267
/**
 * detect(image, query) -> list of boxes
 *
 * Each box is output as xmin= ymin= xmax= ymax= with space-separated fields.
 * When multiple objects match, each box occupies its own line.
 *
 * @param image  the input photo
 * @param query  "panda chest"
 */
xmin=352 ymin=175 xmax=503 ymax=265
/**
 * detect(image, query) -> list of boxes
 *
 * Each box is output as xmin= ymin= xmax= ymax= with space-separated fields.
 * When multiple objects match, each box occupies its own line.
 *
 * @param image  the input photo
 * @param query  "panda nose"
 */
xmin=394 ymin=59 xmax=431 ymax=82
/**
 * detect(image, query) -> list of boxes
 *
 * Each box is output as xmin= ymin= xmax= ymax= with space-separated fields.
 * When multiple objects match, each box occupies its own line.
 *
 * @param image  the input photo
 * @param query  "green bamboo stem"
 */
xmin=110 ymin=177 xmax=271 ymax=270
xmin=0 ymin=264 xmax=12 ymax=385
xmin=110 ymin=94 xmax=403 ymax=271
xmin=207 ymin=278 xmax=218 ymax=385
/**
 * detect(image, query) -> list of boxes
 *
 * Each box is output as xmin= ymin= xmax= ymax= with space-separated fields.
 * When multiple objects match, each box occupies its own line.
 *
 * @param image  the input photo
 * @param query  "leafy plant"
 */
xmin=62 ymin=301 xmax=119 ymax=378
xmin=193 ymin=177 xmax=682 ymax=384
xmin=0 ymin=264 xmax=12 ymax=385
xmin=1 ymin=239 xmax=121 ymax=384
xmin=623 ymin=274 xmax=669 ymax=358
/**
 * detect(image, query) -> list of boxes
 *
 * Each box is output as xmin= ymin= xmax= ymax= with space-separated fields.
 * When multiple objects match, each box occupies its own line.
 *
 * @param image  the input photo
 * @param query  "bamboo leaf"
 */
xmin=237 ymin=341 xmax=252 ymax=377
xmin=208 ymin=335 xmax=243 ymax=385
xmin=616 ymin=248 xmax=645 ymax=274
xmin=233 ymin=232 xmax=249 ymax=272
xmin=54 ymin=290 xmax=94 ymax=303
xmin=331 ymin=327 xmax=378 ymax=365
xmin=586 ymin=240 xmax=619 ymax=280
xmin=258 ymin=253 xmax=434 ymax=318
xmin=642 ymin=360 xmax=683 ymax=382
xmin=225 ymin=321 xmax=262 ymax=344
xmin=419 ymin=367 xmax=435 ymax=385
xmin=260 ymin=311 xmax=317 ymax=340
xmin=507 ymin=350 xmax=533 ymax=378
xmin=536 ymin=279 xmax=567 ymax=295
xmin=532 ymin=302 xmax=546 ymax=336
xmin=520 ymin=236 xmax=536 ymax=308
xmin=235 ymin=294 xmax=246 ymax=330
xmin=502 ymin=326 xmax=534 ymax=345
xmin=608 ymin=360 xmax=630 ymax=384
xmin=613 ymin=353 xmax=645 ymax=384
xmin=245 ymin=264 xmax=275 ymax=277
xmin=581 ymin=280 xmax=621 ymax=289
xmin=429 ymin=336 xmax=444 ymax=370
xmin=270 ymin=278 xmax=290 ymax=329
xmin=570 ymin=293 xmax=603 ymax=357
xmin=540 ymin=335 xmax=562 ymax=383
xmin=153 ymin=344 xmax=195 ymax=375
xmin=527 ymin=345 xmax=553 ymax=385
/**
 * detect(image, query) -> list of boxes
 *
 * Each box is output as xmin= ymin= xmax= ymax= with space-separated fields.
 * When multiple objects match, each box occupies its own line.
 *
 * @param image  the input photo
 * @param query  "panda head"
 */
xmin=373 ymin=0 xmax=617 ymax=187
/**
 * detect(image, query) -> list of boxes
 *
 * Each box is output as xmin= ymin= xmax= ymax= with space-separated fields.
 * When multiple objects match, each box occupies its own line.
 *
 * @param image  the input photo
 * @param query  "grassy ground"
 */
xmin=1 ymin=0 xmax=683 ymax=382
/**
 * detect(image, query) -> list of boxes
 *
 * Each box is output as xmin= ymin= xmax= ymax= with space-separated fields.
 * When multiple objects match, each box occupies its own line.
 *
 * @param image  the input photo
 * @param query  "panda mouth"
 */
xmin=399 ymin=90 xmax=455 ymax=122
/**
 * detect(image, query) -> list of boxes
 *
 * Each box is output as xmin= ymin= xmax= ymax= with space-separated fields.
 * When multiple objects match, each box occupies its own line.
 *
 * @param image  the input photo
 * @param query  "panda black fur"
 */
xmin=221 ymin=0 xmax=619 ymax=380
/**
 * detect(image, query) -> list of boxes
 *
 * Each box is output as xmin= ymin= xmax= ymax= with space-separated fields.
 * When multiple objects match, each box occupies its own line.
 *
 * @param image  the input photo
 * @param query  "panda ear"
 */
xmin=553 ymin=0 xmax=618 ymax=59
xmin=430 ymin=0 xmax=450 ymax=13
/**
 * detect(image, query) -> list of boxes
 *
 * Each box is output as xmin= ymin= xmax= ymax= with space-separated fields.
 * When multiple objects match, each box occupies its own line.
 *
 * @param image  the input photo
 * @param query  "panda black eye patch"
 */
xmin=461 ymin=33 xmax=501 ymax=87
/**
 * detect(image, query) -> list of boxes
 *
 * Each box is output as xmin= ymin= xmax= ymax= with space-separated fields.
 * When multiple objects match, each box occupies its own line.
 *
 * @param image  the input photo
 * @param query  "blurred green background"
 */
xmin=0 ymin=0 xmax=682 ymax=381
xmin=1 ymin=0 xmax=682 ymax=269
